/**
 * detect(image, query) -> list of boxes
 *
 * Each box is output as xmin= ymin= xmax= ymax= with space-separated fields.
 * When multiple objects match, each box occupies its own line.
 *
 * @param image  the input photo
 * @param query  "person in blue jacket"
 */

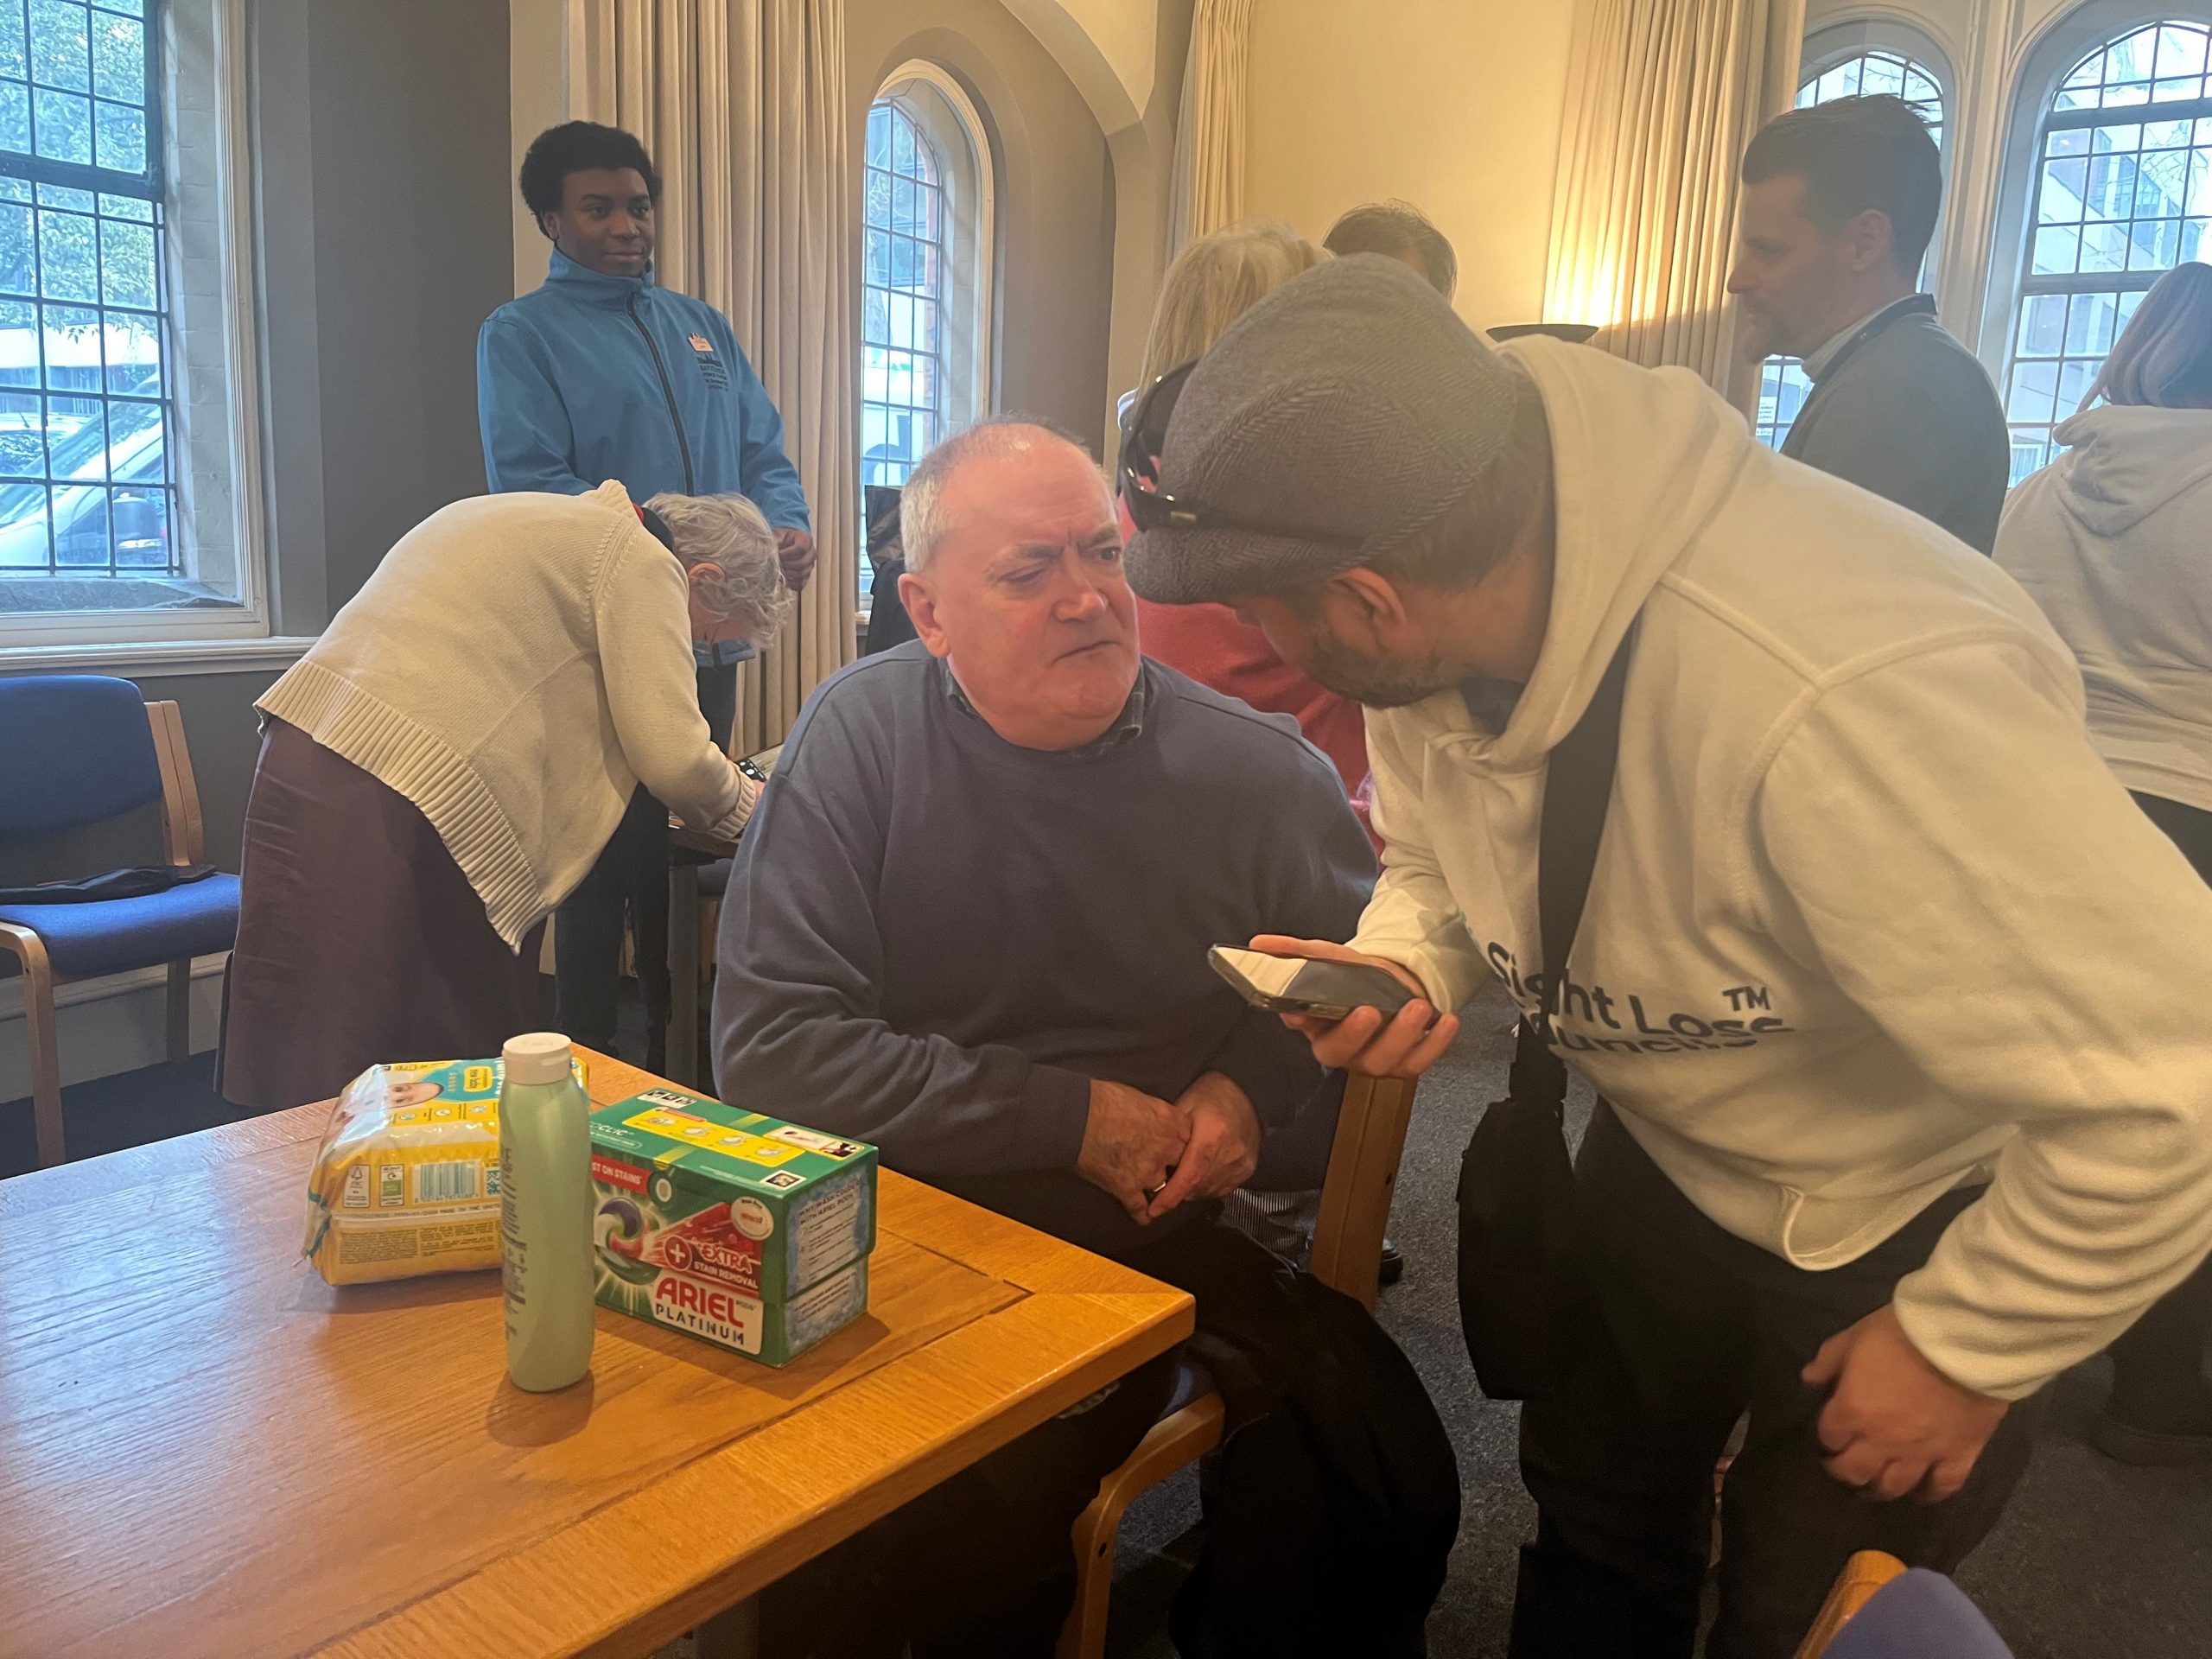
xmin=478 ymin=119 xmax=815 ymax=1064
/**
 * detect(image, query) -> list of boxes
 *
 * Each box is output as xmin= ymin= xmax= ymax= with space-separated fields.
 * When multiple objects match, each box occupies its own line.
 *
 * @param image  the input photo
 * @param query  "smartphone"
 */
xmin=735 ymin=742 xmax=784 ymax=785
xmin=1208 ymin=945 xmax=1416 ymax=1020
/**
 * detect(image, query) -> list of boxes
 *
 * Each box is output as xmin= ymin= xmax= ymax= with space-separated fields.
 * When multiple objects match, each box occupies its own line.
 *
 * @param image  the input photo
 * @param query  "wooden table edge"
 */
xmin=318 ymin=1285 xmax=1196 ymax=1659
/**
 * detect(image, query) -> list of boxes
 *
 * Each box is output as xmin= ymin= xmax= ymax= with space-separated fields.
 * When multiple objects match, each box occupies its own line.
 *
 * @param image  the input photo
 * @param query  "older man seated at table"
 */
xmin=712 ymin=419 xmax=1451 ymax=1657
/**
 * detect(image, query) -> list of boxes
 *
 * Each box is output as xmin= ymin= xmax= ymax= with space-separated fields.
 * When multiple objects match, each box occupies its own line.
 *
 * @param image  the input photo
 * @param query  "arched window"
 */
xmin=859 ymin=65 xmax=993 ymax=602
xmin=1753 ymin=45 xmax=1950 ymax=450
xmin=2001 ymin=19 xmax=2211 ymax=482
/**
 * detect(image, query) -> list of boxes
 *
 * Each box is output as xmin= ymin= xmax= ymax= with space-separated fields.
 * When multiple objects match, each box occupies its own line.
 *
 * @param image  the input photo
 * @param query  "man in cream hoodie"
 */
xmin=1124 ymin=256 xmax=2212 ymax=1658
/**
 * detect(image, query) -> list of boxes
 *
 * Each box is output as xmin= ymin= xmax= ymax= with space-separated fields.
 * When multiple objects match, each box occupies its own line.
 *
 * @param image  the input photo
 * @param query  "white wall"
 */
xmin=1244 ymin=0 xmax=1577 ymax=332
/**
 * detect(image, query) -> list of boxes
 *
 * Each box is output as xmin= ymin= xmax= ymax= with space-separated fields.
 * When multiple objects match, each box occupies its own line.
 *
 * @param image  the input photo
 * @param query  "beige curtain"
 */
xmin=568 ymin=0 xmax=860 ymax=752
xmin=1543 ymin=0 xmax=1805 ymax=394
xmin=1167 ymin=0 xmax=1255 ymax=254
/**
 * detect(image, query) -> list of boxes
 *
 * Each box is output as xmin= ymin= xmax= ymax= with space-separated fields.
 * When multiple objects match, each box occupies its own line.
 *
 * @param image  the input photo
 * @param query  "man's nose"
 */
xmin=1726 ymin=264 xmax=1754 ymax=296
xmin=1056 ymin=572 xmax=1109 ymax=620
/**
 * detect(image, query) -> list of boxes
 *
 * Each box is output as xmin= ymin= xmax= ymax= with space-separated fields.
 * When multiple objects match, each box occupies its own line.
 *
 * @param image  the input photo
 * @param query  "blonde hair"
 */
xmin=1137 ymin=221 xmax=1327 ymax=387
xmin=2082 ymin=262 xmax=2212 ymax=411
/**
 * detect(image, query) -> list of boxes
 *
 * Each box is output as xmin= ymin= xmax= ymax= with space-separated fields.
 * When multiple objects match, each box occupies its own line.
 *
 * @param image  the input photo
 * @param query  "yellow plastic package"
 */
xmin=302 ymin=1056 xmax=582 ymax=1287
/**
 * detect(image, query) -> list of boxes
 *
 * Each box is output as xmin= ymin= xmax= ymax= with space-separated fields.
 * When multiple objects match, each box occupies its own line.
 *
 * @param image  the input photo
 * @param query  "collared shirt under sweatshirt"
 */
xmin=709 ymin=643 xmax=1376 ymax=1259
xmin=477 ymin=250 xmax=810 ymax=664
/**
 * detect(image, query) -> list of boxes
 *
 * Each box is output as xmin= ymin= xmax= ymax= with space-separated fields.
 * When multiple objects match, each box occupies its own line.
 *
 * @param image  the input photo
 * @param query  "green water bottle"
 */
xmin=499 ymin=1032 xmax=595 ymax=1391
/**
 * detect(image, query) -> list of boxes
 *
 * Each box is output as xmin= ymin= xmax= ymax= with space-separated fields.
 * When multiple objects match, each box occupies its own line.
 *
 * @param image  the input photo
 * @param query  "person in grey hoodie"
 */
xmin=1998 ymin=259 xmax=2212 ymax=1466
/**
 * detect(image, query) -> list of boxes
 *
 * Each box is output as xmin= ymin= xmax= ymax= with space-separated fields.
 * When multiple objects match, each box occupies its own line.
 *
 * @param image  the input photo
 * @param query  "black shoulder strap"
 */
xmin=1507 ymin=626 xmax=1635 ymax=1108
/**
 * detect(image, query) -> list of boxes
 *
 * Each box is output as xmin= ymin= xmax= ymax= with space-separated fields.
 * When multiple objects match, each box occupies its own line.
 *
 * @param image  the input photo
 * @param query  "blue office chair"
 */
xmin=0 ymin=675 xmax=242 ymax=1166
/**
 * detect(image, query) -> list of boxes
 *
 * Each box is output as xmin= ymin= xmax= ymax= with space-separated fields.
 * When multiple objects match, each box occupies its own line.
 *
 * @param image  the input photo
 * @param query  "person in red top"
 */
xmin=1122 ymin=224 xmax=1374 ymax=807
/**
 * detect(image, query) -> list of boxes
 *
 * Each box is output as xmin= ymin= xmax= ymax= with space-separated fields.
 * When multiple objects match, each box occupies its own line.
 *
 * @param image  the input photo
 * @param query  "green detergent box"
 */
xmin=588 ymin=1085 xmax=877 ymax=1365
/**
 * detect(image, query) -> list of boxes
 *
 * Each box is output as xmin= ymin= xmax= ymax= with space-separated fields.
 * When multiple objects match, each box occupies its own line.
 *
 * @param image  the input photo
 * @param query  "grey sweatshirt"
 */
xmin=710 ymin=643 xmax=1375 ymax=1256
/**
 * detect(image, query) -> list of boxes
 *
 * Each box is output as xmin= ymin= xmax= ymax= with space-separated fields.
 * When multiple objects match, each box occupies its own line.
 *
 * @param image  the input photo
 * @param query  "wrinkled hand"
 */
xmin=774 ymin=527 xmax=817 ymax=594
xmin=1247 ymin=934 xmax=1459 ymax=1079
xmin=1078 ymin=1079 xmax=1191 ymax=1223
xmin=1144 ymin=1072 xmax=1262 ymax=1221
xmin=1802 ymin=1306 xmax=2009 ymax=1502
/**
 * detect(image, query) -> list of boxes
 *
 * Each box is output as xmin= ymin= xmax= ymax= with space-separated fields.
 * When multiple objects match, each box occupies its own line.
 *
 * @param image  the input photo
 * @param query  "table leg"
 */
xmin=669 ymin=860 xmax=702 ymax=1090
xmin=693 ymin=1595 xmax=759 ymax=1659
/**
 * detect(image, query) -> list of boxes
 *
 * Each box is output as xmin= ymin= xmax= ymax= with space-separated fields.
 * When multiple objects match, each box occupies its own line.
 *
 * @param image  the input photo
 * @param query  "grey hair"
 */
xmin=644 ymin=492 xmax=795 ymax=636
xmin=899 ymin=416 xmax=1097 ymax=573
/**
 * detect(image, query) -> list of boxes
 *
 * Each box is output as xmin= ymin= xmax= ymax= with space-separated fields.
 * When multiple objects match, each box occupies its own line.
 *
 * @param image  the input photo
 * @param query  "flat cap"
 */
xmin=1126 ymin=253 xmax=1522 ymax=605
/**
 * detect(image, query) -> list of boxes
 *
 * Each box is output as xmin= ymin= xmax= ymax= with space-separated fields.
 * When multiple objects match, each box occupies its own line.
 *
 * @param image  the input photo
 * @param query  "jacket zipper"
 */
xmin=626 ymin=292 xmax=696 ymax=495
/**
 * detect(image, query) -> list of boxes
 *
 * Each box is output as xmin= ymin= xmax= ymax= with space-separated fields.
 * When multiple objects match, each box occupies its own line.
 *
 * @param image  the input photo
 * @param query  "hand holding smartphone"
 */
xmin=1229 ymin=935 xmax=1462 ymax=1082
xmin=1209 ymin=944 xmax=1416 ymax=1020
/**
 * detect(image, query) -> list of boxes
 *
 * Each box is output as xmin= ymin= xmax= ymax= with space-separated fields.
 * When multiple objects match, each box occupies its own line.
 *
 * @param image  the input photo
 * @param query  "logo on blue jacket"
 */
xmin=688 ymin=332 xmax=729 ymax=391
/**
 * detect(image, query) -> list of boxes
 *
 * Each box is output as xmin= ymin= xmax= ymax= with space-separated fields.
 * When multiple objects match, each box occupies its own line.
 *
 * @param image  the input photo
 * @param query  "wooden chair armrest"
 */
xmin=146 ymin=700 xmax=207 ymax=868
xmin=1794 ymin=1549 xmax=1907 ymax=1658
xmin=0 ymin=918 xmax=51 ymax=969
xmin=1308 ymin=1071 xmax=1418 ymax=1311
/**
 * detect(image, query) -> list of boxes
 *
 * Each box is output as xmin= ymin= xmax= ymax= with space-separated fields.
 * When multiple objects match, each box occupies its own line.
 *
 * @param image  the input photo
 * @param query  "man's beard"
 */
xmin=1736 ymin=305 xmax=1780 ymax=364
xmin=1303 ymin=629 xmax=1461 ymax=709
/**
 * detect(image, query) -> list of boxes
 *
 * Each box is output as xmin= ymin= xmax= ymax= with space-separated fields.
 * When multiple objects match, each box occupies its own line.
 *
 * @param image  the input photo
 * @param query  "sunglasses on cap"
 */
xmin=1118 ymin=359 xmax=1364 ymax=550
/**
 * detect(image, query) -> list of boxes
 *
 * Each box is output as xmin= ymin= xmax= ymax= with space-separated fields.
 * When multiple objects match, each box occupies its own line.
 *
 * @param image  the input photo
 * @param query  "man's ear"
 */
xmin=537 ymin=209 xmax=561 ymax=244
xmin=1842 ymin=207 xmax=1897 ymax=275
xmin=899 ymin=569 xmax=951 ymax=659
xmin=1322 ymin=566 xmax=1412 ymax=647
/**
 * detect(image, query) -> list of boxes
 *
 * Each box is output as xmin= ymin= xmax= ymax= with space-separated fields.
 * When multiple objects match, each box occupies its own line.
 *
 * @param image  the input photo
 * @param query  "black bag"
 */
xmin=1166 ymin=1230 xmax=1459 ymax=1658
xmin=1455 ymin=631 xmax=1633 ymax=1402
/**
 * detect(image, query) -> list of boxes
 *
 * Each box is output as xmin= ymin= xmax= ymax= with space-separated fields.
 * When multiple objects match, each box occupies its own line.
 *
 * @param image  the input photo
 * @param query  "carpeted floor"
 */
xmin=7 ymin=988 xmax=2209 ymax=1655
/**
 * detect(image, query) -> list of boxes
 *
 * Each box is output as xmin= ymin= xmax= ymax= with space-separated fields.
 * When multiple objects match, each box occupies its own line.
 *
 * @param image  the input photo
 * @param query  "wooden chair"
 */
xmin=0 ymin=680 xmax=238 ymax=1167
xmin=1795 ymin=1550 xmax=1908 ymax=1658
xmin=1055 ymin=1071 xmax=1420 ymax=1659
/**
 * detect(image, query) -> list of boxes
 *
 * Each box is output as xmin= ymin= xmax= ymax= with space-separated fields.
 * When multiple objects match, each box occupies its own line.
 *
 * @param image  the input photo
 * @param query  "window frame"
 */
xmin=1981 ymin=1 xmax=2212 ymax=358
xmin=858 ymin=60 xmax=994 ymax=611
xmin=0 ymin=0 xmax=271 ymax=656
xmin=1988 ymin=10 xmax=2212 ymax=482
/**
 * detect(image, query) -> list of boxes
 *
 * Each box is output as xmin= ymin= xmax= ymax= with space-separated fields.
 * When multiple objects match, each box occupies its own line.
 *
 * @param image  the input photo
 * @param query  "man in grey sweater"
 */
xmin=1729 ymin=94 xmax=2009 ymax=553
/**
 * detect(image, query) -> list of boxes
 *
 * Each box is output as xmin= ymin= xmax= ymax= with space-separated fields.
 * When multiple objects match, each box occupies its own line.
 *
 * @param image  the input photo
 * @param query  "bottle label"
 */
xmin=500 ymin=1141 xmax=525 ymax=1340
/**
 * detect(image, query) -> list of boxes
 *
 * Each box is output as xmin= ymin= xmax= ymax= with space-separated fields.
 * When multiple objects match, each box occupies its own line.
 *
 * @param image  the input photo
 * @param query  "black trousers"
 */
xmin=756 ymin=1224 xmax=1236 ymax=1659
xmin=1511 ymin=1106 xmax=2046 ymax=1659
xmin=551 ymin=662 xmax=737 ymax=1061
xmin=2107 ymin=791 xmax=2212 ymax=1423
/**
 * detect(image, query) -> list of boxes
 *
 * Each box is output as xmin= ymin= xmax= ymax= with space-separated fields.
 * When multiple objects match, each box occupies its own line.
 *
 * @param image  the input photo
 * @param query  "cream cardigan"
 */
xmin=259 ymin=481 xmax=758 ymax=949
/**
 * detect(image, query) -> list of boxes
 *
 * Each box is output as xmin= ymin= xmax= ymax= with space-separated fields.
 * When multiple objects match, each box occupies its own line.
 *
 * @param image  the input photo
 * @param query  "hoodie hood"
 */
xmin=1458 ymin=337 xmax=1755 ymax=769
xmin=2049 ymin=403 xmax=2212 ymax=536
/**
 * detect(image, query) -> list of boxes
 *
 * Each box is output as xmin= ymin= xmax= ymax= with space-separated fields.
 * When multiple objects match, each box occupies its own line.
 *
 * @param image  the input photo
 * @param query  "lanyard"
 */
xmin=1809 ymin=293 xmax=1937 ymax=386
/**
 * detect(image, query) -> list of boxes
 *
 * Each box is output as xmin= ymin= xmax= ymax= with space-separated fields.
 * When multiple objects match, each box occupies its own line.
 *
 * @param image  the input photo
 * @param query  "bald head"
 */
xmin=899 ymin=417 xmax=1101 ymax=573
xmin=893 ymin=415 xmax=1137 ymax=753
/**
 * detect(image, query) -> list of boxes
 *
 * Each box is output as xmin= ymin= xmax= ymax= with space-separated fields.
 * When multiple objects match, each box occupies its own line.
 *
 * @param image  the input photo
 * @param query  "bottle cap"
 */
xmin=502 ymin=1032 xmax=575 ymax=1087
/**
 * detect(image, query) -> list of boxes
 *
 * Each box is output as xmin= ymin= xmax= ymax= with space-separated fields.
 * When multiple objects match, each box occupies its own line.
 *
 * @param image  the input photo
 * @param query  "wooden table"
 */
xmin=0 ymin=1052 xmax=1192 ymax=1658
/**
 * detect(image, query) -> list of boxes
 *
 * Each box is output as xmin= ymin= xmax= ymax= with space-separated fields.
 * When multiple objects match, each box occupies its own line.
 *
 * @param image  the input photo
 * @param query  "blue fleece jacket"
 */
xmin=477 ymin=251 xmax=811 ymax=664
